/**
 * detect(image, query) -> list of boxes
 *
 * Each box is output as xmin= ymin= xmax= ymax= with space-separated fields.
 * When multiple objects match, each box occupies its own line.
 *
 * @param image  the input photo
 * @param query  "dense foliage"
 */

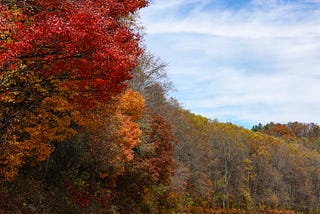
xmin=1 ymin=0 xmax=320 ymax=213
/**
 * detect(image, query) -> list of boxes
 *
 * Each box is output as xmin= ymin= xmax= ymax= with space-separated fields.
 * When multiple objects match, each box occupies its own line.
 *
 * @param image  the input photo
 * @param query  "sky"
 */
xmin=139 ymin=0 xmax=320 ymax=128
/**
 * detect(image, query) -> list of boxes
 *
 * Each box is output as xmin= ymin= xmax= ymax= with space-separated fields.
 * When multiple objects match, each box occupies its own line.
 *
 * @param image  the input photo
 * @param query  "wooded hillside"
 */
xmin=1 ymin=0 xmax=319 ymax=213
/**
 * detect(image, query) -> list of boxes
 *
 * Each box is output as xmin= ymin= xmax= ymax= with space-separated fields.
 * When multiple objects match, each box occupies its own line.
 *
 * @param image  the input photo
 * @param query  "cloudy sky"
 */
xmin=140 ymin=0 xmax=320 ymax=128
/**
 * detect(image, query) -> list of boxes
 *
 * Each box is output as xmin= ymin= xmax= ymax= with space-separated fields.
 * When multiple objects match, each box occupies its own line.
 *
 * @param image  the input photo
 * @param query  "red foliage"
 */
xmin=65 ymin=180 xmax=94 ymax=209
xmin=0 ymin=0 xmax=148 ymax=106
xmin=143 ymin=112 xmax=177 ymax=185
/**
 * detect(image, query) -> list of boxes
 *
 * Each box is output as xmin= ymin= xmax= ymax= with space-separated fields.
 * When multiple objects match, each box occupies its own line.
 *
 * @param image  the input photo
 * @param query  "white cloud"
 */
xmin=140 ymin=0 xmax=320 ymax=127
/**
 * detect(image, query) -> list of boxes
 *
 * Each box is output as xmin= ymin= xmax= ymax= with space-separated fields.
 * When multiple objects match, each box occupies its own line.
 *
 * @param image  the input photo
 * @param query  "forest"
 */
xmin=1 ymin=0 xmax=320 ymax=213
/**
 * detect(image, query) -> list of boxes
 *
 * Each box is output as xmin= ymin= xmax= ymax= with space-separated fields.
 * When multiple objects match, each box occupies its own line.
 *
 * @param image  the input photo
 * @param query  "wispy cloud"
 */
xmin=140 ymin=0 xmax=320 ymax=127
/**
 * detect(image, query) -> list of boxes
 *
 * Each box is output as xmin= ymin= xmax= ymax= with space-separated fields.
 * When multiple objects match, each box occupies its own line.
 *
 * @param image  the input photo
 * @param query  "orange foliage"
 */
xmin=263 ymin=123 xmax=295 ymax=138
xmin=71 ymin=89 xmax=145 ymax=177
xmin=117 ymin=90 xmax=145 ymax=161
xmin=118 ymin=89 xmax=145 ymax=121
xmin=260 ymin=209 xmax=295 ymax=214
xmin=0 ymin=94 xmax=76 ymax=181
xmin=117 ymin=114 xmax=142 ymax=161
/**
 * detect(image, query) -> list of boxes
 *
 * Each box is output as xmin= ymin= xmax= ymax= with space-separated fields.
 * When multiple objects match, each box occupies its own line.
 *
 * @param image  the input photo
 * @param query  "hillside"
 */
xmin=1 ymin=1 xmax=320 ymax=213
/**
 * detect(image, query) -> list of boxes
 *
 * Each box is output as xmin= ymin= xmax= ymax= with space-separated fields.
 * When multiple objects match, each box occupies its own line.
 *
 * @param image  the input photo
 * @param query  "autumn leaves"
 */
xmin=0 ymin=0 xmax=149 ymax=180
xmin=0 ymin=1 xmax=180 ymax=211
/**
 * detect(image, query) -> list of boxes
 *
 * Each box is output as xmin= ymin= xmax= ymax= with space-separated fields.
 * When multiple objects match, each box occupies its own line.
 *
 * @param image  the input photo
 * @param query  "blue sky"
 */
xmin=139 ymin=0 xmax=320 ymax=128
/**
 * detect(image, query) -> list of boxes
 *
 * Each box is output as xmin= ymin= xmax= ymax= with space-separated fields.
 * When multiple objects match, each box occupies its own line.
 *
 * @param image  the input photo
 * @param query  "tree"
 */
xmin=261 ymin=123 xmax=295 ymax=138
xmin=1 ymin=0 xmax=147 ymax=105
xmin=0 ymin=0 xmax=147 ymax=180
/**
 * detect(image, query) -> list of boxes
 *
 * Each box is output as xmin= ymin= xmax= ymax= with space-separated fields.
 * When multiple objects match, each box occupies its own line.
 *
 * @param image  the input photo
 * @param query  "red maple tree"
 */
xmin=0 ymin=0 xmax=148 ymax=106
